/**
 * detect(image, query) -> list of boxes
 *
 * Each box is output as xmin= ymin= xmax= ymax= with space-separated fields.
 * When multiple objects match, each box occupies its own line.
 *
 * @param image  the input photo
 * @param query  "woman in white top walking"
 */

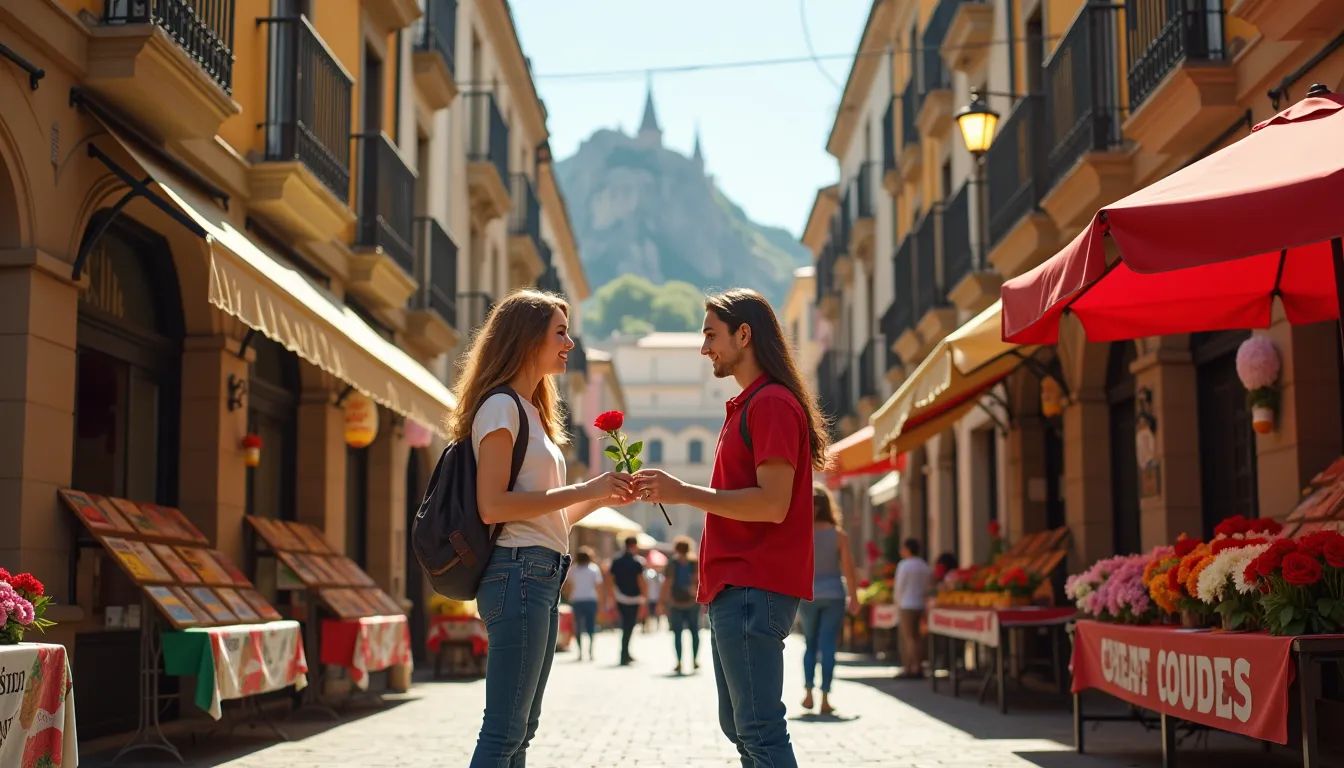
xmin=564 ymin=547 xmax=602 ymax=660
xmin=450 ymin=290 xmax=635 ymax=767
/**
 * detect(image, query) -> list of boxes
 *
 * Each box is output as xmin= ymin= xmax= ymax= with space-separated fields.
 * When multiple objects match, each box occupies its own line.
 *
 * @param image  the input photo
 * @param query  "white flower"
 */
xmin=1233 ymin=543 xmax=1271 ymax=595
xmin=1196 ymin=551 xmax=1240 ymax=603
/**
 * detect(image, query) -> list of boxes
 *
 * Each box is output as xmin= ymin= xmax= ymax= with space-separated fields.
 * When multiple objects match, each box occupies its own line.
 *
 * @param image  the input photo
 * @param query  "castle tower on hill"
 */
xmin=638 ymin=85 xmax=662 ymax=147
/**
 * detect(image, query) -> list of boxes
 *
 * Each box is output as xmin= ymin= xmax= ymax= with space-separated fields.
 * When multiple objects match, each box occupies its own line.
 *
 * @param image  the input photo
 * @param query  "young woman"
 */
xmin=799 ymin=483 xmax=859 ymax=715
xmin=661 ymin=536 xmax=701 ymax=674
xmin=447 ymin=289 xmax=635 ymax=767
xmin=564 ymin=547 xmax=602 ymax=661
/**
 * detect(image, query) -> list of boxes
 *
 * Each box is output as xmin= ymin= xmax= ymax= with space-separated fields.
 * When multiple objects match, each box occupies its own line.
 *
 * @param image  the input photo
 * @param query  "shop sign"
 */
xmin=344 ymin=392 xmax=379 ymax=448
xmin=926 ymin=607 xmax=1000 ymax=647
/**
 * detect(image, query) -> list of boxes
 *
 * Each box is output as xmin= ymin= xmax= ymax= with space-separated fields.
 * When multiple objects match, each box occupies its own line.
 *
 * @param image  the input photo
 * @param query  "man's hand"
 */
xmin=847 ymin=596 xmax=862 ymax=616
xmin=632 ymin=469 xmax=687 ymax=505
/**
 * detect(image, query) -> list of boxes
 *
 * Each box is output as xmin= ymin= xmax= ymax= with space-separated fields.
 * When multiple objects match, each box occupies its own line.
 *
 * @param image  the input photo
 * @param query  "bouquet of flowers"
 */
xmin=593 ymin=410 xmax=670 ymax=525
xmin=0 ymin=570 xmax=55 ymax=644
xmin=1246 ymin=529 xmax=1344 ymax=635
xmin=994 ymin=566 xmax=1040 ymax=597
xmin=987 ymin=520 xmax=1006 ymax=560
xmin=1067 ymin=551 xmax=1161 ymax=623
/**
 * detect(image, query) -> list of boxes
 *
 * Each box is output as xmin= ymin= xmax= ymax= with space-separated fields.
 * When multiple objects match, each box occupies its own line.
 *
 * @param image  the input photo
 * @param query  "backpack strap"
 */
xmin=477 ymin=385 xmax=531 ymax=544
xmin=737 ymin=381 xmax=777 ymax=453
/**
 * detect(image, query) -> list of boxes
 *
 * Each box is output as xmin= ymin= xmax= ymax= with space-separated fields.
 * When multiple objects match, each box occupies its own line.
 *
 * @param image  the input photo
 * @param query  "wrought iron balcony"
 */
xmin=1126 ymin=0 xmax=1225 ymax=111
xmin=536 ymin=264 xmax=562 ymax=295
xmin=816 ymin=350 xmax=842 ymax=429
xmin=105 ymin=0 xmax=235 ymax=94
xmin=414 ymin=0 xmax=456 ymax=74
xmin=814 ymin=241 xmax=836 ymax=305
xmin=986 ymin=94 xmax=1047 ymax=249
xmin=901 ymin=78 xmax=919 ymax=151
xmin=914 ymin=207 xmax=941 ymax=316
xmin=261 ymin=16 xmax=353 ymax=203
xmin=886 ymin=236 xmax=916 ymax=341
xmin=354 ymin=133 xmax=417 ymax=274
xmin=460 ymin=291 xmax=494 ymax=335
xmin=882 ymin=97 xmax=897 ymax=174
xmin=1044 ymin=3 xmax=1125 ymax=193
xmin=941 ymin=181 xmax=973 ymax=292
xmin=508 ymin=173 xmax=540 ymax=244
xmin=847 ymin=163 xmax=875 ymax=224
xmin=569 ymin=337 xmax=588 ymax=376
xmin=837 ymin=360 xmax=855 ymax=420
xmin=413 ymin=216 xmax=457 ymax=327
xmin=467 ymin=92 xmax=510 ymax=187
xmin=570 ymin=424 xmax=591 ymax=469
xmin=922 ymin=0 xmax=961 ymax=99
xmin=858 ymin=338 xmax=879 ymax=399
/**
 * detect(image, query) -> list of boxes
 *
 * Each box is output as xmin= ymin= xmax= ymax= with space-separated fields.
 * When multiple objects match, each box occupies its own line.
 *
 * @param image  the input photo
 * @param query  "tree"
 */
xmin=586 ymin=274 xmax=704 ymax=337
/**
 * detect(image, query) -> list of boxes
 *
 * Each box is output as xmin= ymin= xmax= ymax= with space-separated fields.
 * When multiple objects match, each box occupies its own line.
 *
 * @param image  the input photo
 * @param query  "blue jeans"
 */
xmin=709 ymin=587 xmax=801 ymax=768
xmin=799 ymin=597 xmax=845 ymax=693
xmin=570 ymin=599 xmax=598 ymax=652
xmin=669 ymin=605 xmax=701 ymax=663
xmin=470 ymin=546 xmax=570 ymax=768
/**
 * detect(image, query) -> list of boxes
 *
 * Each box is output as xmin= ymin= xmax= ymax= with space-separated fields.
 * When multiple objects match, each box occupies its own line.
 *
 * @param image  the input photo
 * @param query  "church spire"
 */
xmin=692 ymin=122 xmax=704 ymax=170
xmin=638 ymin=80 xmax=662 ymax=147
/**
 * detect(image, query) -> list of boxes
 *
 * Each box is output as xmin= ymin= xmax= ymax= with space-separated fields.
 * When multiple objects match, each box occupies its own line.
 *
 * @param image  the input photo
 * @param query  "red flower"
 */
xmin=1254 ymin=538 xmax=1298 ymax=576
xmin=1297 ymin=531 xmax=1344 ymax=557
xmin=1174 ymin=537 xmax=1204 ymax=558
xmin=1281 ymin=552 xmax=1323 ymax=586
xmin=241 ymin=433 xmax=263 ymax=450
xmin=9 ymin=573 xmax=42 ymax=597
xmin=1251 ymin=519 xmax=1284 ymax=536
xmin=987 ymin=520 xmax=1001 ymax=538
xmin=1215 ymin=515 xmax=1248 ymax=538
xmin=593 ymin=411 xmax=624 ymax=432
xmin=1211 ymin=537 xmax=1269 ymax=555
xmin=0 ymin=568 xmax=10 ymax=583
xmin=1167 ymin=566 xmax=1182 ymax=592
xmin=933 ymin=563 xmax=949 ymax=581
xmin=1324 ymin=539 xmax=1344 ymax=569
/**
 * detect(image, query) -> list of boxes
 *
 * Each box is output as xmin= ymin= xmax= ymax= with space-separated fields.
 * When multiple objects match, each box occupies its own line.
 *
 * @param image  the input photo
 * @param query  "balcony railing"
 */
xmin=508 ymin=173 xmax=540 ymax=243
xmin=922 ymin=0 xmax=962 ymax=100
xmin=816 ymin=350 xmax=841 ymax=428
xmin=536 ymin=265 xmax=562 ymax=294
xmin=354 ymin=133 xmax=417 ymax=273
xmin=847 ymin=163 xmax=875 ymax=224
xmin=460 ymin=291 xmax=494 ymax=334
xmin=569 ymin=337 xmax=588 ymax=376
xmin=466 ymin=92 xmax=510 ymax=185
xmin=858 ymin=338 xmax=879 ymax=399
xmin=571 ymin=426 xmax=591 ymax=469
xmin=261 ymin=16 xmax=353 ymax=203
xmin=413 ymin=216 xmax=457 ymax=327
xmin=814 ymin=241 xmax=835 ymax=305
xmin=538 ymin=239 xmax=554 ymax=270
xmin=837 ymin=360 xmax=854 ymax=420
xmin=413 ymin=0 xmax=457 ymax=75
xmin=105 ymin=0 xmax=236 ymax=94
xmin=886 ymin=236 xmax=916 ymax=340
xmin=987 ymin=94 xmax=1047 ymax=248
xmin=1126 ymin=0 xmax=1225 ymax=110
xmin=883 ymin=97 xmax=897 ymax=174
xmin=914 ymin=207 xmax=940 ymax=316
xmin=901 ymin=78 xmax=919 ymax=151
xmin=1044 ymin=3 xmax=1125 ymax=192
xmin=941 ymin=181 xmax=973 ymax=292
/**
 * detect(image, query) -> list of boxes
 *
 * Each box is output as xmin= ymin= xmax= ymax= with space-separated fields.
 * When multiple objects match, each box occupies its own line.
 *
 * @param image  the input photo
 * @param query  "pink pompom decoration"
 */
xmin=1235 ymin=336 xmax=1280 ymax=390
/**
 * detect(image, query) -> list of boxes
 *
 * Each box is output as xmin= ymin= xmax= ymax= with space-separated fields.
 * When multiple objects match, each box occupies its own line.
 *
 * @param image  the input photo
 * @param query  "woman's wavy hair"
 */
xmin=705 ymin=289 xmax=831 ymax=470
xmin=446 ymin=289 xmax=570 ymax=445
xmin=812 ymin=482 xmax=843 ymax=529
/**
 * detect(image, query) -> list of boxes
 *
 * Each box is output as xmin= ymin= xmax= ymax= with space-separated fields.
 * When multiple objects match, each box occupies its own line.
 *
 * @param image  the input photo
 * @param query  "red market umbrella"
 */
xmin=1001 ymin=85 xmax=1344 ymax=346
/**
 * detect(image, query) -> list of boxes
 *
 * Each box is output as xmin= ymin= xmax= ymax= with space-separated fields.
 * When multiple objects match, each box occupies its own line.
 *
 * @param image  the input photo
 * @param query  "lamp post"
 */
xmin=954 ymin=90 xmax=1000 ymax=272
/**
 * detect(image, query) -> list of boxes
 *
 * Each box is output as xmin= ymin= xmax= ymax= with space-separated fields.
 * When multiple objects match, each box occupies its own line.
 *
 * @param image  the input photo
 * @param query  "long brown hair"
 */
xmin=705 ymin=289 xmax=830 ymax=470
xmin=446 ymin=289 xmax=570 ymax=445
xmin=812 ymin=482 xmax=843 ymax=528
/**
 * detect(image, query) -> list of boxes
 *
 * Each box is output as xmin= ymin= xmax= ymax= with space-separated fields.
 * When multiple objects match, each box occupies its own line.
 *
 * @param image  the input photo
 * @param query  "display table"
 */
xmin=1071 ymin=620 xmax=1344 ymax=766
xmin=161 ymin=620 xmax=308 ymax=719
xmin=0 ymin=643 xmax=77 ymax=768
xmin=427 ymin=615 xmax=487 ymax=679
xmin=320 ymin=615 xmax=412 ymax=691
xmin=927 ymin=606 xmax=1076 ymax=713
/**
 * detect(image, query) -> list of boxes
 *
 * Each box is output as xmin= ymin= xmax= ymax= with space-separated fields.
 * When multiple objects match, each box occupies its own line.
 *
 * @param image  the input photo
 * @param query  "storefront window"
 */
xmin=1193 ymin=331 xmax=1259 ymax=537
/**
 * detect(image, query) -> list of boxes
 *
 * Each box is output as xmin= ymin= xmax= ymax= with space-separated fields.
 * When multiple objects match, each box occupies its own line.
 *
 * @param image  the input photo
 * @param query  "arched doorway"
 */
xmin=1107 ymin=342 xmax=1140 ymax=556
xmin=71 ymin=211 xmax=184 ymax=738
xmin=1193 ymin=331 xmax=1258 ymax=537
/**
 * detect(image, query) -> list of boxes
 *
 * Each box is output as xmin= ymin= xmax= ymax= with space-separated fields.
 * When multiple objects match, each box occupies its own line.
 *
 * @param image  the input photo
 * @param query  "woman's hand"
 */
xmin=582 ymin=472 xmax=636 ymax=505
xmin=847 ymin=596 xmax=861 ymax=616
xmin=632 ymin=469 xmax=687 ymax=505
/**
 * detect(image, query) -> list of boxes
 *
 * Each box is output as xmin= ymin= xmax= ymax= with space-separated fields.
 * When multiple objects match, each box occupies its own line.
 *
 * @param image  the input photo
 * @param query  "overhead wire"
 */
xmin=799 ymin=0 xmax=844 ymax=92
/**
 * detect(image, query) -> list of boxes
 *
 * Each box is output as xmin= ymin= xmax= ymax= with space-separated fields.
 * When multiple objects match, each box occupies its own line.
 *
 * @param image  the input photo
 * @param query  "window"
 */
xmin=688 ymin=440 xmax=704 ymax=464
xmin=648 ymin=439 xmax=664 ymax=464
xmin=363 ymin=45 xmax=383 ymax=133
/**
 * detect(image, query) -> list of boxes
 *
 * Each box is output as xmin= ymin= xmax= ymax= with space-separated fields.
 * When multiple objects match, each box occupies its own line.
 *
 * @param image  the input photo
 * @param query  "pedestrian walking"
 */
xmin=894 ymin=538 xmax=933 ymax=680
xmin=642 ymin=560 xmax=663 ymax=632
xmin=633 ymin=288 xmax=829 ymax=768
xmin=448 ymin=289 xmax=636 ymax=767
xmin=799 ymin=483 xmax=860 ymax=715
xmin=661 ymin=536 xmax=701 ymax=674
xmin=606 ymin=536 xmax=646 ymax=665
xmin=563 ymin=546 xmax=602 ymax=661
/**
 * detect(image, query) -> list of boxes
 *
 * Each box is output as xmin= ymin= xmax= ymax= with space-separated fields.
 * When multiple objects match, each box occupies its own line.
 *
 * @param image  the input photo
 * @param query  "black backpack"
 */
xmin=411 ymin=386 xmax=529 ymax=601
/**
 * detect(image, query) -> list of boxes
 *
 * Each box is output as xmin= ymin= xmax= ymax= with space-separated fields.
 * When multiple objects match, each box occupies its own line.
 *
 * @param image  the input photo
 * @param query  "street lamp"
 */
xmin=954 ymin=91 xmax=1001 ymax=272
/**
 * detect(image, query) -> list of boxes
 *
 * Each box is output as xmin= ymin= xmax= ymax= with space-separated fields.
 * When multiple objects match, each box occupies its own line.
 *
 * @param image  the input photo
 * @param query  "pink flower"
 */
xmin=1235 ymin=336 xmax=1280 ymax=390
xmin=10 ymin=596 xmax=34 ymax=625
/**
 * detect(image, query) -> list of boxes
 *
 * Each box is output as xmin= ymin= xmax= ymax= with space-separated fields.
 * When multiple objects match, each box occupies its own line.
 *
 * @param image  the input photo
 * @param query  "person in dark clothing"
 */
xmin=605 ymin=536 xmax=647 ymax=665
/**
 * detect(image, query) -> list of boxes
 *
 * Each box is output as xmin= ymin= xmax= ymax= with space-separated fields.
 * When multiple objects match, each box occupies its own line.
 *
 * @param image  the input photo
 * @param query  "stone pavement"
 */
xmin=85 ymin=626 xmax=1303 ymax=768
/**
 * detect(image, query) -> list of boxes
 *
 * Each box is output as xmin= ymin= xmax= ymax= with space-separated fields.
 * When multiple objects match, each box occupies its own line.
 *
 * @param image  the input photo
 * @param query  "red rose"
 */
xmin=1296 ymin=531 xmax=1343 ymax=557
xmin=1281 ymin=552 xmax=1323 ymax=586
xmin=1324 ymin=539 xmax=1344 ymax=569
xmin=1255 ymin=538 xmax=1298 ymax=576
xmin=933 ymin=563 xmax=948 ymax=581
xmin=9 ymin=573 xmax=42 ymax=597
xmin=988 ymin=520 xmax=1001 ymax=538
xmin=1174 ymin=538 xmax=1204 ymax=558
xmin=1215 ymin=515 xmax=1247 ymax=538
xmin=1253 ymin=519 xmax=1284 ymax=536
xmin=593 ymin=411 xmax=624 ymax=432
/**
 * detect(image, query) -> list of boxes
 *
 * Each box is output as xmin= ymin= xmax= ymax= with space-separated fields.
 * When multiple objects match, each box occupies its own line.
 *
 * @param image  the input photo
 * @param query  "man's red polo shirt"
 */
xmin=698 ymin=375 xmax=814 ymax=603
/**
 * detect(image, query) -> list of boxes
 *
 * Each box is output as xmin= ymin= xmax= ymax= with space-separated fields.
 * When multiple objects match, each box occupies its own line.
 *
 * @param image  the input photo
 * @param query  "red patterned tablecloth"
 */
xmin=162 ymin=620 xmax=308 ymax=719
xmin=321 ymin=615 xmax=413 ymax=690
xmin=927 ymin=606 xmax=1076 ymax=648
xmin=0 ymin=643 xmax=77 ymax=768
xmin=427 ymin=615 xmax=487 ymax=656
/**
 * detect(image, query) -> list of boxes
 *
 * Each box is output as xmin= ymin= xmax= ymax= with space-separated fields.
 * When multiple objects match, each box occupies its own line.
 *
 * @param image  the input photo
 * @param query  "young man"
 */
xmin=894 ymin=538 xmax=932 ymax=679
xmin=606 ymin=536 xmax=647 ymax=665
xmin=634 ymin=289 xmax=830 ymax=768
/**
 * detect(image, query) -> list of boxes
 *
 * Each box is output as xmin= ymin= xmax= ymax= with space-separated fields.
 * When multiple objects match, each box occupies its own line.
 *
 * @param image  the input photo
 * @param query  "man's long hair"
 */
xmin=445 ymin=289 xmax=569 ymax=445
xmin=705 ymin=289 xmax=830 ymax=470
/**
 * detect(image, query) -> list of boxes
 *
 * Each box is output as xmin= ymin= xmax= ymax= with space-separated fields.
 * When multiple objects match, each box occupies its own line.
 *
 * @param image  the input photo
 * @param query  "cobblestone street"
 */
xmin=85 ymin=627 xmax=1304 ymax=768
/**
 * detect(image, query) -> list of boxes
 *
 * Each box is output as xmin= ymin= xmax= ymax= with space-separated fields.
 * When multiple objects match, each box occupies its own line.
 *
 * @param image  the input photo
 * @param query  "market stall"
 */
xmin=0 ymin=643 xmax=78 ymax=768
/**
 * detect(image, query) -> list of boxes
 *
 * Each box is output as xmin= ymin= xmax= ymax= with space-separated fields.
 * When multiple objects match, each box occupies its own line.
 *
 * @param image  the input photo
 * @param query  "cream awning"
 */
xmin=102 ymin=131 xmax=456 ymax=436
xmin=871 ymin=300 xmax=1037 ymax=458
xmin=867 ymin=471 xmax=901 ymax=506
xmin=572 ymin=507 xmax=643 ymax=535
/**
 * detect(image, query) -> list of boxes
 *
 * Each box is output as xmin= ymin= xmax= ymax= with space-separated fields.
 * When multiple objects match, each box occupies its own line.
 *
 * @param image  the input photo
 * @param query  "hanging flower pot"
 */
xmin=241 ymin=433 xmax=263 ymax=468
xmin=403 ymin=419 xmax=433 ymax=449
xmin=344 ymin=391 xmax=379 ymax=448
xmin=1235 ymin=336 xmax=1281 ymax=435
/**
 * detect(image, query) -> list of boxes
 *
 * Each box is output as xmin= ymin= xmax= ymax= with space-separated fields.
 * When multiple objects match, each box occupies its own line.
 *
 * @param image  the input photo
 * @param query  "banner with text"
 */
xmin=1072 ymin=620 xmax=1298 ymax=744
xmin=0 ymin=644 xmax=78 ymax=768
xmin=927 ymin=608 xmax=1000 ymax=647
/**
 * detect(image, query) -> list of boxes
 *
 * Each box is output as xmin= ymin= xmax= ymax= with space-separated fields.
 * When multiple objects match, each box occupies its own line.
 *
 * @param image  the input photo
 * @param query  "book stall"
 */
xmin=1067 ymin=457 xmax=1344 ymax=767
xmin=0 ymin=588 xmax=77 ymax=768
xmin=58 ymin=489 xmax=301 ymax=762
xmin=926 ymin=526 xmax=1074 ymax=713
xmin=244 ymin=515 xmax=410 ymax=713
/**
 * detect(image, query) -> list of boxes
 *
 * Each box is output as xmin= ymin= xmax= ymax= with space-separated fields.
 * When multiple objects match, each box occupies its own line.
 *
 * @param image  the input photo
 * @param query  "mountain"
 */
xmin=554 ymin=124 xmax=811 ymax=314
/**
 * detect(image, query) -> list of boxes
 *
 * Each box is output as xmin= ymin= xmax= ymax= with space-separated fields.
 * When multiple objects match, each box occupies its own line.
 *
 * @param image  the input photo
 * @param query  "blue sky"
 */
xmin=510 ymin=0 xmax=872 ymax=236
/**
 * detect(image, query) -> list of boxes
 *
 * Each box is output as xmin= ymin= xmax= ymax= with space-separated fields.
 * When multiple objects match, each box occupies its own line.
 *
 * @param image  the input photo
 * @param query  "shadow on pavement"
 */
xmin=790 ymin=712 xmax=861 ymax=724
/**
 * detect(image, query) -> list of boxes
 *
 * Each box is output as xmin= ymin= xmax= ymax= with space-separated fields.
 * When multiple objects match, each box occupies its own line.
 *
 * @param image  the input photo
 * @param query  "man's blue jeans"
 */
xmin=669 ymin=605 xmax=701 ymax=663
xmin=708 ymin=586 xmax=801 ymax=768
xmin=470 ymin=546 xmax=569 ymax=768
xmin=798 ymin=597 xmax=845 ymax=693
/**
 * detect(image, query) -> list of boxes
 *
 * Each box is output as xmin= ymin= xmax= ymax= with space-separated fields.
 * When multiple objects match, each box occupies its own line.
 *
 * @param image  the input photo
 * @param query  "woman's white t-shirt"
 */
xmin=471 ymin=392 xmax=570 ymax=554
xmin=566 ymin=562 xmax=602 ymax=602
